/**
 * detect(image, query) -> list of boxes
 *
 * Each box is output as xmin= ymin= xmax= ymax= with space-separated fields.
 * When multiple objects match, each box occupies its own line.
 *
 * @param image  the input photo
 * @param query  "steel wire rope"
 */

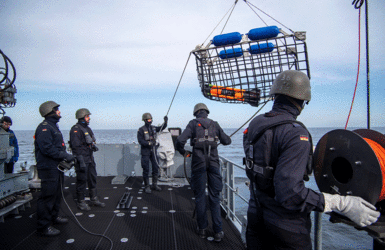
xmin=165 ymin=52 xmax=192 ymax=117
xmin=200 ymin=0 xmax=239 ymax=47
xmin=345 ymin=8 xmax=361 ymax=129
xmin=244 ymin=0 xmax=295 ymax=34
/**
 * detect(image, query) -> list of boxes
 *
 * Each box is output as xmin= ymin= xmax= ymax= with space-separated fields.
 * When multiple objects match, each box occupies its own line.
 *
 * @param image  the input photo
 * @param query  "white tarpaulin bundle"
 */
xmin=156 ymin=130 xmax=175 ymax=168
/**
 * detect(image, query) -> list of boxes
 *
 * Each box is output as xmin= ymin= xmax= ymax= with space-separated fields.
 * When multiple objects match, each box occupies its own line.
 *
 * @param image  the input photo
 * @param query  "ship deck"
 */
xmin=0 ymin=176 xmax=245 ymax=250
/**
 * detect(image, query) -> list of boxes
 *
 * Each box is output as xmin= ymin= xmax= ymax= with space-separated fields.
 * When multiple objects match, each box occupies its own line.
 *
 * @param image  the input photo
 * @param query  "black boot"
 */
xmin=77 ymin=192 xmax=91 ymax=211
xmin=144 ymin=177 xmax=151 ymax=194
xmin=89 ymin=188 xmax=106 ymax=208
xmin=151 ymin=176 xmax=162 ymax=191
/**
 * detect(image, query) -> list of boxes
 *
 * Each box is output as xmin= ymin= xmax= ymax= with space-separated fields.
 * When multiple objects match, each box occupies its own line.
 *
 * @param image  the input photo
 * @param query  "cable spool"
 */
xmin=314 ymin=129 xmax=385 ymax=205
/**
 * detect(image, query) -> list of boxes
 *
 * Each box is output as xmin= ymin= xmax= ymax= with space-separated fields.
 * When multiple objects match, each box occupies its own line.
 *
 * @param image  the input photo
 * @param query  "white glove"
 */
xmin=323 ymin=193 xmax=380 ymax=227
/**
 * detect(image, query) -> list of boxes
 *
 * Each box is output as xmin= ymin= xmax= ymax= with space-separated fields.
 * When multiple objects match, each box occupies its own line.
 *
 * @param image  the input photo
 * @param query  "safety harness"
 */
xmin=193 ymin=119 xmax=219 ymax=168
xmin=245 ymin=119 xmax=313 ymax=197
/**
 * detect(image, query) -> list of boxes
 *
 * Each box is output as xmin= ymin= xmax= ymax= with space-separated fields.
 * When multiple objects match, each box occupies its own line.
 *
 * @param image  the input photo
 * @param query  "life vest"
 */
xmin=192 ymin=118 xmax=218 ymax=150
xmin=142 ymin=125 xmax=156 ymax=143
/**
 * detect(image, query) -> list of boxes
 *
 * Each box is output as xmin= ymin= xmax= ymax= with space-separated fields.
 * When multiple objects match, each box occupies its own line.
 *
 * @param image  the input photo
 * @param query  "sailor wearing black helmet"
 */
xmin=0 ymin=116 xmax=19 ymax=173
xmin=69 ymin=108 xmax=105 ymax=211
xmin=244 ymin=70 xmax=380 ymax=249
xmin=137 ymin=113 xmax=168 ymax=194
xmin=35 ymin=101 xmax=75 ymax=236
xmin=175 ymin=103 xmax=231 ymax=242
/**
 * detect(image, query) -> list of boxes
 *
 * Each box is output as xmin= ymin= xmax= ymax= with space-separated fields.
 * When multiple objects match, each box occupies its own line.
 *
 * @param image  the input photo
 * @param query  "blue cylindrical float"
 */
xmin=219 ymin=48 xmax=243 ymax=59
xmin=247 ymin=26 xmax=280 ymax=41
xmin=248 ymin=43 xmax=275 ymax=54
xmin=212 ymin=32 xmax=243 ymax=46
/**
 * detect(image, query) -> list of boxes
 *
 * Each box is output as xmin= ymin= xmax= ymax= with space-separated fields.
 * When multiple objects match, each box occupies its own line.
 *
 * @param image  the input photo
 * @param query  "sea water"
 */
xmin=11 ymin=127 xmax=385 ymax=249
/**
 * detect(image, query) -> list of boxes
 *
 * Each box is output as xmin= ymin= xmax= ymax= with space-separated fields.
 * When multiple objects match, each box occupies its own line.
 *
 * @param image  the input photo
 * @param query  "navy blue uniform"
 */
xmin=137 ymin=122 xmax=167 ymax=180
xmin=34 ymin=116 xmax=69 ymax=232
xmin=176 ymin=112 xmax=231 ymax=233
xmin=244 ymin=96 xmax=325 ymax=249
xmin=70 ymin=121 xmax=97 ymax=199
xmin=1 ymin=127 xmax=19 ymax=173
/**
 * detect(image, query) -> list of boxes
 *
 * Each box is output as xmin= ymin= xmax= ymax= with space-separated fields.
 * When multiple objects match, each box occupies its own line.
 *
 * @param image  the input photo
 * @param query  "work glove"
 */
xmin=323 ymin=193 xmax=380 ymax=227
xmin=91 ymin=144 xmax=99 ymax=152
xmin=75 ymin=155 xmax=87 ymax=173
xmin=164 ymin=116 xmax=168 ymax=122
xmin=63 ymin=153 xmax=75 ymax=163
xmin=184 ymin=150 xmax=192 ymax=158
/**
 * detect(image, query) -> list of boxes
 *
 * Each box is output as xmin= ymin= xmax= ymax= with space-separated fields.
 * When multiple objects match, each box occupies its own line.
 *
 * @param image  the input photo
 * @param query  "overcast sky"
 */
xmin=1 ymin=0 xmax=384 ymax=130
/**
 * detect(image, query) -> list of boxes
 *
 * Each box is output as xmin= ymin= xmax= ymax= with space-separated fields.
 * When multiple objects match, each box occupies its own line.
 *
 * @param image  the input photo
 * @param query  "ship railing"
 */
xmin=219 ymin=155 xmax=248 ymax=242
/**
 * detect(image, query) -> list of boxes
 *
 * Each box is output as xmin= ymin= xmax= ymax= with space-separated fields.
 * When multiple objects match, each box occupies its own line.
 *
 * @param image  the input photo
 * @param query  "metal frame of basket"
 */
xmin=192 ymin=31 xmax=310 ymax=107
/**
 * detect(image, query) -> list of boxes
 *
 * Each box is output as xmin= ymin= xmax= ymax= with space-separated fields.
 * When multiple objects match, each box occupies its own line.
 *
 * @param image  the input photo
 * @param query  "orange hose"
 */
xmin=364 ymin=138 xmax=385 ymax=201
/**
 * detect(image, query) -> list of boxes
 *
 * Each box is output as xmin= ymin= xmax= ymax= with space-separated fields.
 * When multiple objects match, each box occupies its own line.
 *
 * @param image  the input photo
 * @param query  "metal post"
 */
xmin=314 ymin=211 xmax=323 ymax=250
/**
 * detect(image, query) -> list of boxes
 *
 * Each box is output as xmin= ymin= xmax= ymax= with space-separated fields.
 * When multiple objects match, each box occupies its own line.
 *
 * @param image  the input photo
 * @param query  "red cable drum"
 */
xmin=314 ymin=129 xmax=385 ymax=205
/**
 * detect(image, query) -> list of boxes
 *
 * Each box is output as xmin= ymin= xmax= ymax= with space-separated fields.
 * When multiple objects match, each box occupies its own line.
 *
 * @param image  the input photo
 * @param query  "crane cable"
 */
xmin=243 ymin=0 xmax=295 ymax=34
xmin=166 ymin=1 xmax=239 ymax=116
xmin=344 ymin=6 xmax=362 ymax=129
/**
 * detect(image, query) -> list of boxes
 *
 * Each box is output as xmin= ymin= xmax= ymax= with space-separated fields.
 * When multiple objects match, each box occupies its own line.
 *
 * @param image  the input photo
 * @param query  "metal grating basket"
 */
xmin=192 ymin=30 xmax=310 ymax=107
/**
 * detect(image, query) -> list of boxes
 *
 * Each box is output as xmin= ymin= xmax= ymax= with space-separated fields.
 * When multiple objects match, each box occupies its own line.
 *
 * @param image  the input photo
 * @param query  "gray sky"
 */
xmin=1 ymin=0 xmax=384 ymax=130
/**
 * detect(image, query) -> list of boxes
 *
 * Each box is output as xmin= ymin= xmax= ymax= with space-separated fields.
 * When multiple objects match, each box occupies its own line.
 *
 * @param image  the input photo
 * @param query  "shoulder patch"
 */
xmin=74 ymin=130 xmax=78 ymax=133
xmin=300 ymin=135 xmax=309 ymax=141
xmin=243 ymin=128 xmax=248 ymax=134
xmin=42 ymin=128 xmax=47 ymax=132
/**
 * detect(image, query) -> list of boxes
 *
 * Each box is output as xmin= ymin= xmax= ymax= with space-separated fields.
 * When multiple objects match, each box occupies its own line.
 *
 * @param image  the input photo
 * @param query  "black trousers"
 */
xmin=141 ymin=152 xmax=159 ymax=180
xmin=37 ymin=168 xmax=63 ymax=232
xmin=4 ymin=162 xmax=14 ymax=173
xmin=246 ymin=198 xmax=312 ymax=250
xmin=75 ymin=161 xmax=97 ymax=198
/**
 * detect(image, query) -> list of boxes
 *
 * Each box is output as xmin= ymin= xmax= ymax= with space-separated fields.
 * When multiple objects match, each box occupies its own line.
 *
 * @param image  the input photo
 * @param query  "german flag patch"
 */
xmin=42 ymin=129 xmax=47 ymax=131
xmin=300 ymin=135 xmax=309 ymax=141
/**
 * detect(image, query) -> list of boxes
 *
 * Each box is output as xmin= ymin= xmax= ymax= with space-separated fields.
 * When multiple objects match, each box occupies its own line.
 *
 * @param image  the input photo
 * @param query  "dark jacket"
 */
xmin=0 ymin=127 xmax=19 ymax=162
xmin=137 ymin=122 xmax=168 ymax=156
xmin=244 ymin=96 xmax=325 ymax=234
xmin=176 ymin=112 xmax=231 ymax=168
xmin=69 ymin=121 xmax=95 ymax=163
xmin=34 ymin=116 xmax=67 ymax=170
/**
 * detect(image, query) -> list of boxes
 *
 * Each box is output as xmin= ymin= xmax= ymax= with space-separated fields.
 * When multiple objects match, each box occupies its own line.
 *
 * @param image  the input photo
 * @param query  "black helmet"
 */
xmin=39 ymin=101 xmax=60 ymax=117
xmin=76 ymin=108 xmax=91 ymax=119
xmin=193 ymin=103 xmax=209 ymax=116
xmin=142 ymin=113 xmax=152 ymax=121
xmin=270 ymin=70 xmax=311 ymax=102
xmin=0 ymin=116 xmax=12 ymax=125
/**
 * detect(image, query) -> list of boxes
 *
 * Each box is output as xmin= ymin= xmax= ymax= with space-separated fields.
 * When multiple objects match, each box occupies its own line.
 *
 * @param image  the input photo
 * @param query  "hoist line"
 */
xmin=165 ymin=52 xmax=192 ymax=117
xmin=244 ymin=1 xmax=268 ymax=26
xmin=345 ymin=9 xmax=361 ymax=129
xmin=220 ymin=1 xmax=239 ymax=35
xmin=228 ymin=100 xmax=270 ymax=138
xmin=244 ymin=0 xmax=295 ymax=34
xmin=201 ymin=1 xmax=239 ymax=46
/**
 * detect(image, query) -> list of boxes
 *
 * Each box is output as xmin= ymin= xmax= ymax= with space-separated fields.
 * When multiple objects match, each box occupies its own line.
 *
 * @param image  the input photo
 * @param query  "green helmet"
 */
xmin=193 ymin=103 xmax=209 ymax=116
xmin=76 ymin=108 xmax=91 ymax=119
xmin=39 ymin=101 xmax=60 ymax=117
xmin=142 ymin=113 xmax=152 ymax=121
xmin=270 ymin=70 xmax=311 ymax=102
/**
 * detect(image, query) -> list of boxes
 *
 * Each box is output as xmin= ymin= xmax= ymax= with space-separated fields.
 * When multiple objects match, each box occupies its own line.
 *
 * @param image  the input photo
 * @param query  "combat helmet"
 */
xmin=193 ymin=103 xmax=209 ymax=116
xmin=142 ymin=113 xmax=152 ymax=121
xmin=39 ymin=101 xmax=60 ymax=117
xmin=76 ymin=108 xmax=91 ymax=119
xmin=270 ymin=70 xmax=311 ymax=102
